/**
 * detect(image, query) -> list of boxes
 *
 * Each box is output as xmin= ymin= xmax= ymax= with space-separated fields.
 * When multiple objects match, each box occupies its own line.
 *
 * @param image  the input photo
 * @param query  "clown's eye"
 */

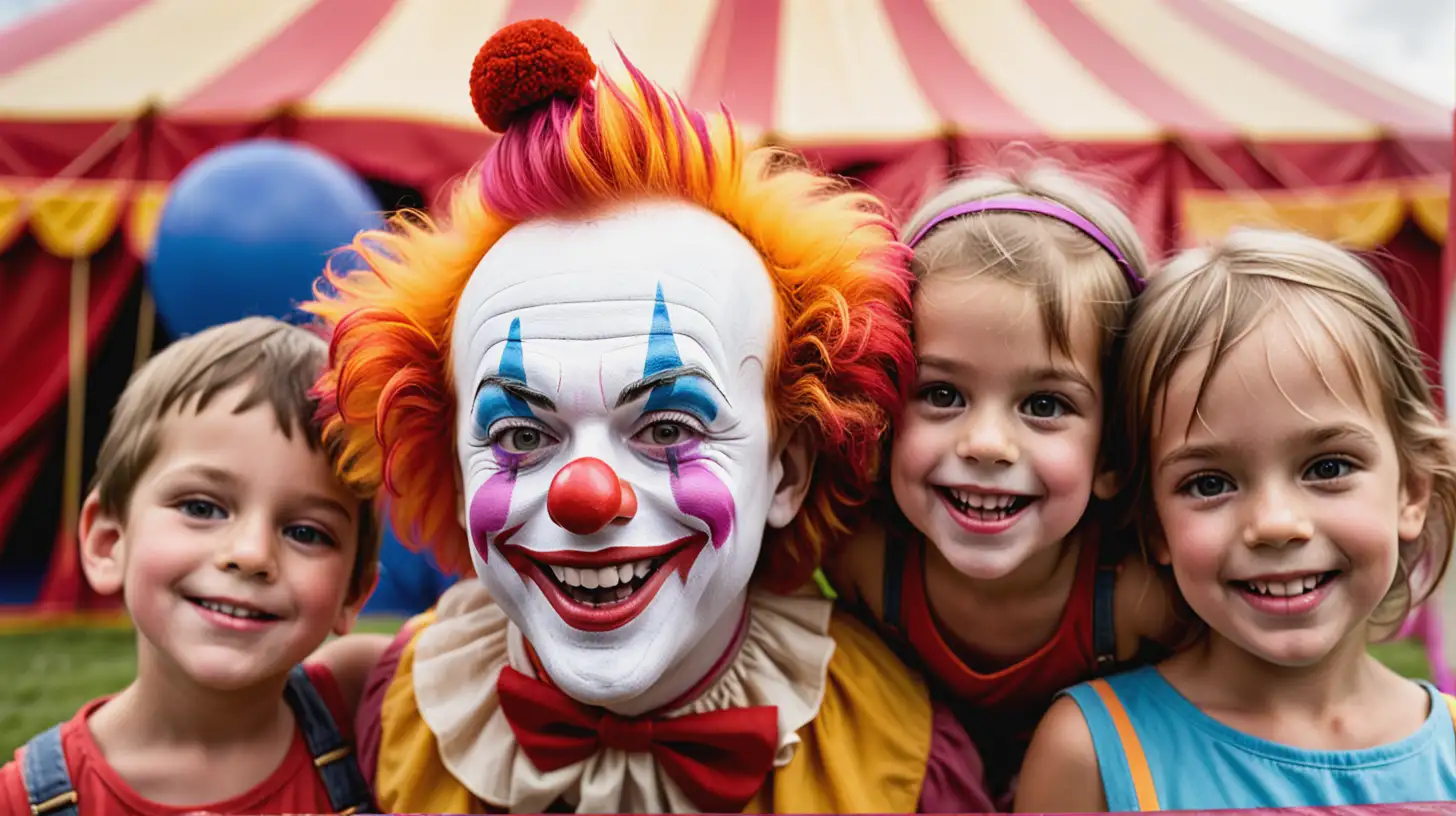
xmin=502 ymin=428 xmax=544 ymax=452
xmin=643 ymin=423 xmax=684 ymax=446
xmin=488 ymin=419 xmax=558 ymax=456
xmin=630 ymin=412 xmax=704 ymax=452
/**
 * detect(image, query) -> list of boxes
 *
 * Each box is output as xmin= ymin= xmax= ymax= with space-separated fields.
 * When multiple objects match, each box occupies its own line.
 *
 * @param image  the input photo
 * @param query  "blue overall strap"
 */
xmin=1092 ymin=547 xmax=1119 ymax=672
xmin=282 ymin=664 xmax=374 ymax=815
xmin=20 ymin=726 xmax=79 ymax=816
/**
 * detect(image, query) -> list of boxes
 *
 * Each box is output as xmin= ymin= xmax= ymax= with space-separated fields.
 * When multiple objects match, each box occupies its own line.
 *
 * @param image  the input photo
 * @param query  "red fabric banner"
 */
xmin=0 ymin=234 xmax=139 ymax=597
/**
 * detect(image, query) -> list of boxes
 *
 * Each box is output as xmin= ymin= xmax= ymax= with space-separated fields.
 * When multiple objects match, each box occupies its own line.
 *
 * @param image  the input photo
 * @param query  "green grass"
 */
xmin=0 ymin=624 xmax=1437 ymax=757
xmin=0 ymin=617 xmax=405 ymax=757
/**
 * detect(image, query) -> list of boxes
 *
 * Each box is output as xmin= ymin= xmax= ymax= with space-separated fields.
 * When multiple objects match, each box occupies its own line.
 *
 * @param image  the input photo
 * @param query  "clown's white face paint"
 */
xmin=451 ymin=201 xmax=779 ymax=712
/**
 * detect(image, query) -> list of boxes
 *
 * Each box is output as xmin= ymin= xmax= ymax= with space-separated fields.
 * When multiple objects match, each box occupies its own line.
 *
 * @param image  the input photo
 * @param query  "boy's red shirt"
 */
xmin=0 ymin=663 xmax=349 ymax=816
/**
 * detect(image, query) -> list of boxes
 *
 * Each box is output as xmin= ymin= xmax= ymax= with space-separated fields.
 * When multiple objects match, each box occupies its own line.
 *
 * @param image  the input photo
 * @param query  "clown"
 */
xmin=309 ymin=20 xmax=990 ymax=814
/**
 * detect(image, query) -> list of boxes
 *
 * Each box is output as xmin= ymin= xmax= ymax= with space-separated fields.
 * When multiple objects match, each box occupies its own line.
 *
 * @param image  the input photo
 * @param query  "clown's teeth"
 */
xmin=553 ymin=559 xmax=659 ymax=588
xmin=614 ymin=585 xmax=631 ymax=601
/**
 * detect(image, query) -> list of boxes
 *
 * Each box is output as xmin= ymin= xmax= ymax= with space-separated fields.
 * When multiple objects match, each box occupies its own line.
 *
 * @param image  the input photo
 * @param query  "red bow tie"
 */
xmin=497 ymin=666 xmax=779 ymax=813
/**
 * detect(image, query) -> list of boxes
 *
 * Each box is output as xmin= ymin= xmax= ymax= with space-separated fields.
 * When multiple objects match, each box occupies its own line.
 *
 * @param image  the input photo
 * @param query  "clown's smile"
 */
xmin=450 ymin=201 xmax=780 ymax=704
xmin=499 ymin=532 xmax=709 ymax=631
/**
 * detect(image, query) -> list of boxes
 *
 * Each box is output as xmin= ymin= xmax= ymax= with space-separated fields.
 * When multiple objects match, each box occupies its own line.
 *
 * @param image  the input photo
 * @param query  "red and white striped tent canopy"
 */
xmin=0 ymin=0 xmax=1451 ymax=614
xmin=0 ymin=0 xmax=1449 ymax=230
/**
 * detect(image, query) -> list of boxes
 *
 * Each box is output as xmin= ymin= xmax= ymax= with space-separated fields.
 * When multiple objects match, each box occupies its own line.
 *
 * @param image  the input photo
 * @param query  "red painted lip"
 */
xmin=497 ymin=533 xmax=708 ymax=632
xmin=499 ymin=536 xmax=690 ymax=568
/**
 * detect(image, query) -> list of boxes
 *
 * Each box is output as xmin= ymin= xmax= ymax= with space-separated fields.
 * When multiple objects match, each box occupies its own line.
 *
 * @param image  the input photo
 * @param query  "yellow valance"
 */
xmin=0 ymin=175 xmax=1450 ymax=260
xmin=1180 ymin=177 xmax=1450 ymax=249
xmin=0 ymin=178 xmax=168 ymax=259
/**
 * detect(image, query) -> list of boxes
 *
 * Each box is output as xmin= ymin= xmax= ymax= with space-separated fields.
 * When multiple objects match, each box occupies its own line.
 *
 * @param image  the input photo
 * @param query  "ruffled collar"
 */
xmin=411 ymin=579 xmax=836 ymax=812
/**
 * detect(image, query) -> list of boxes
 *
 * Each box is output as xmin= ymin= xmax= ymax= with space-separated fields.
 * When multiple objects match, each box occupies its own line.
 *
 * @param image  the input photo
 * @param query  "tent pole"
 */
xmin=61 ymin=255 xmax=90 ymax=544
xmin=133 ymin=288 xmax=155 ymax=372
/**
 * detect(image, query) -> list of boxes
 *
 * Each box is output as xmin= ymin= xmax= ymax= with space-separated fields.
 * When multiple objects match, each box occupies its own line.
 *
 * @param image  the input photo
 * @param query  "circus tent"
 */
xmin=0 ymin=0 xmax=1450 ymax=612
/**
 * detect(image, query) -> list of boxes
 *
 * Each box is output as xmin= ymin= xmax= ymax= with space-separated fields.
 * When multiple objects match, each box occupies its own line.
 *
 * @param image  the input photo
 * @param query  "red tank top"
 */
xmin=890 ymin=531 xmax=1114 ymax=714
xmin=876 ymin=523 xmax=1128 ymax=800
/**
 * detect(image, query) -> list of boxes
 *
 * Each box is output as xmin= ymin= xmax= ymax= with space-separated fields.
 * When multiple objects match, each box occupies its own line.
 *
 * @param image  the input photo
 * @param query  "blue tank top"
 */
xmin=1063 ymin=665 xmax=1456 ymax=811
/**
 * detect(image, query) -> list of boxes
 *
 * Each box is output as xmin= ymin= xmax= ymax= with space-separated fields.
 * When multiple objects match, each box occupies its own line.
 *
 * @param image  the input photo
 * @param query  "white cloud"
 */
xmin=1229 ymin=0 xmax=1454 ymax=106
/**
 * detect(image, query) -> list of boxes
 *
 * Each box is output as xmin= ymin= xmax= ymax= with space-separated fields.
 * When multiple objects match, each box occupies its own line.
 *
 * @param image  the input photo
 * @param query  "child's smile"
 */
xmin=185 ymin=595 xmax=284 ymax=629
xmin=1151 ymin=312 xmax=1427 ymax=667
xmin=1228 ymin=569 xmax=1342 ymax=616
xmin=105 ymin=386 xmax=362 ymax=691
xmin=892 ymin=275 xmax=1104 ymax=581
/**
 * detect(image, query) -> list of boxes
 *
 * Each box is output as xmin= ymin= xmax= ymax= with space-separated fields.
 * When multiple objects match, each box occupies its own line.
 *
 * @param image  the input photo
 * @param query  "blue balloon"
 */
xmin=363 ymin=524 xmax=455 ymax=617
xmin=147 ymin=139 xmax=382 ymax=338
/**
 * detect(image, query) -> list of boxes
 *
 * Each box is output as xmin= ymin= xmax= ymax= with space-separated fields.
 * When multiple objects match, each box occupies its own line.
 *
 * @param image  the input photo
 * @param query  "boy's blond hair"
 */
xmin=1117 ymin=228 xmax=1456 ymax=624
xmin=900 ymin=161 xmax=1150 ymax=370
xmin=92 ymin=316 xmax=378 ymax=599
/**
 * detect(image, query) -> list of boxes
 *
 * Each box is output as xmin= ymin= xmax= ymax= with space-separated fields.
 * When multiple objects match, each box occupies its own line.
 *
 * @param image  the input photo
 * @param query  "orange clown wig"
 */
xmin=305 ymin=20 xmax=914 ymax=592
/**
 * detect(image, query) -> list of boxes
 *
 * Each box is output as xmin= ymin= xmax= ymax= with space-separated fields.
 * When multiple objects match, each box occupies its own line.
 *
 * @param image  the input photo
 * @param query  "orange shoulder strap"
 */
xmin=1088 ymin=679 xmax=1161 ymax=812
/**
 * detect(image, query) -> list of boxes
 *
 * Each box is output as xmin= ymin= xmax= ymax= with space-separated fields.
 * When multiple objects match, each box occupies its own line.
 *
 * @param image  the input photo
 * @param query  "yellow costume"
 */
xmin=356 ymin=582 xmax=989 ymax=813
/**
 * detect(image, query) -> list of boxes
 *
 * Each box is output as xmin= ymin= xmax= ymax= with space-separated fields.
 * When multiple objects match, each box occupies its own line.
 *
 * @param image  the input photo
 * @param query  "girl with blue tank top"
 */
xmin=1015 ymin=229 xmax=1456 ymax=812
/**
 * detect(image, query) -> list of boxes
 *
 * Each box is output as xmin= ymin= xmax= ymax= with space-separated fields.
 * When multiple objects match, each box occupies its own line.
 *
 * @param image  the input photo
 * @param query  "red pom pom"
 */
xmin=470 ymin=19 xmax=596 ymax=133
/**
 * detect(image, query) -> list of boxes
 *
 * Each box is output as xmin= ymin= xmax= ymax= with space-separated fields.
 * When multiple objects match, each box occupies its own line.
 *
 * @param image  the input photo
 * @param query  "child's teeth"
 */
xmin=951 ymin=490 xmax=1016 ymax=509
xmin=1246 ymin=576 xmax=1324 ymax=596
xmin=199 ymin=600 xmax=264 ymax=619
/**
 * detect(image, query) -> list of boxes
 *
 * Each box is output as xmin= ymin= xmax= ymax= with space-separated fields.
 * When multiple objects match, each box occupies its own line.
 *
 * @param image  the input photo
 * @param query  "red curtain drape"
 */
xmin=0 ymin=232 xmax=140 ymax=608
xmin=1369 ymin=219 xmax=1447 ymax=368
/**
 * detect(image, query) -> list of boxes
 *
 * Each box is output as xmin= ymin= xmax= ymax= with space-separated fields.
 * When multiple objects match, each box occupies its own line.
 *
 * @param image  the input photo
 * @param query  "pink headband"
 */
xmin=906 ymin=198 xmax=1144 ymax=293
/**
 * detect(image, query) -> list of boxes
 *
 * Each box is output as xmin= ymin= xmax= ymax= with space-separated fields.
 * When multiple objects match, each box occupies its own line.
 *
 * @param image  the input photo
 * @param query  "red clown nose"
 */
xmin=547 ymin=457 xmax=637 ymax=535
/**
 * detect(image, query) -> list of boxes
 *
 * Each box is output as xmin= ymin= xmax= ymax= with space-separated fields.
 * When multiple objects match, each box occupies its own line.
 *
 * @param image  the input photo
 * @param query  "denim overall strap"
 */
xmin=283 ymin=664 xmax=374 ymax=815
xmin=20 ymin=725 xmax=79 ymax=816
xmin=1092 ymin=555 xmax=1119 ymax=672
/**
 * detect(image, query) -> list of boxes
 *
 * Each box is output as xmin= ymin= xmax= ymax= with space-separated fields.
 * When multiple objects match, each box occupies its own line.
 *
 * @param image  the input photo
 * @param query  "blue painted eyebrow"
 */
xmin=615 ymin=365 xmax=719 ymax=421
xmin=628 ymin=283 xmax=721 ymax=422
xmin=473 ymin=317 xmax=547 ymax=432
xmin=644 ymin=375 xmax=719 ymax=422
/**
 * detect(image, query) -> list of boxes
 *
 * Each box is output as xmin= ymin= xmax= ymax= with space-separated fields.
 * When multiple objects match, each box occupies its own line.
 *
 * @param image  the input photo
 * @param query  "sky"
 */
xmin=1229 ymin=0 xmax=1454 ymax=105
xmin=0 ymin=0 xmax=1451 ymax=106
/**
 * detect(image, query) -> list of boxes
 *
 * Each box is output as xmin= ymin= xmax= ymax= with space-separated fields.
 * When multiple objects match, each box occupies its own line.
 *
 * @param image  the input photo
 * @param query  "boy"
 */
xmin=1 ymin=317 xmax=381 ymax=816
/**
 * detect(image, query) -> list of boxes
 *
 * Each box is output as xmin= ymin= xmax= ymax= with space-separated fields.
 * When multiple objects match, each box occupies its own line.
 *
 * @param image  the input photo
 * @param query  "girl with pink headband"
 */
xmin=829 ymin=163 xmax=1185 ymax=804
